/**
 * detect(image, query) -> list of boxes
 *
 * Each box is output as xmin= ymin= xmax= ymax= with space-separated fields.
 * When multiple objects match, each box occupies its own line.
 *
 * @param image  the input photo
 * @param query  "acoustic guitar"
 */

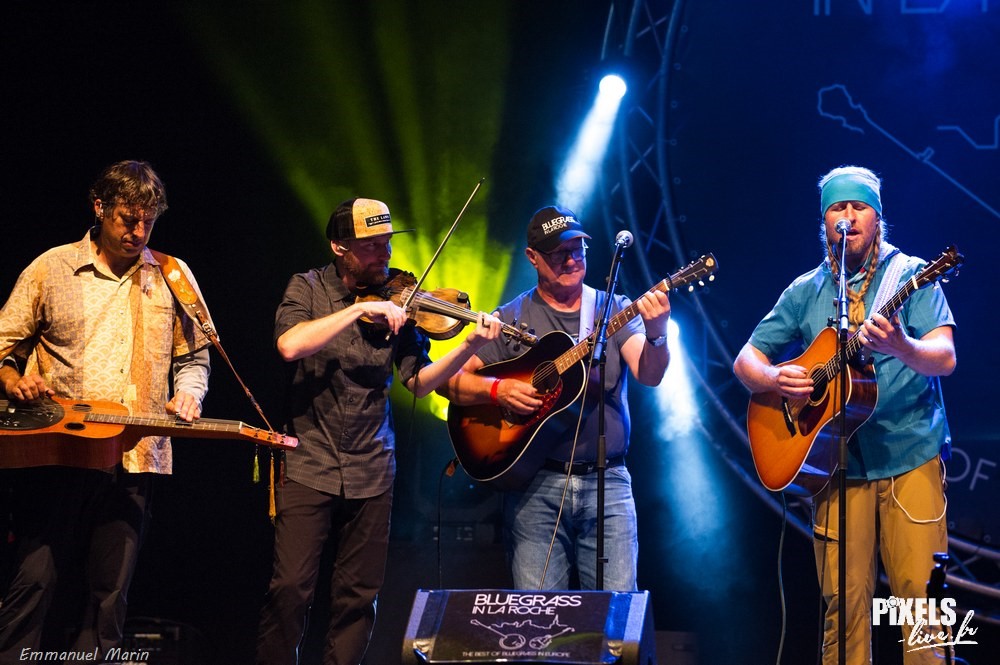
xmin=0 ymin=396 xmax=298 ymax=469
xmin=447 ymin=254 xmax=718 ymax=490
xmin=746 ymin=246 xmax=963 ymax=496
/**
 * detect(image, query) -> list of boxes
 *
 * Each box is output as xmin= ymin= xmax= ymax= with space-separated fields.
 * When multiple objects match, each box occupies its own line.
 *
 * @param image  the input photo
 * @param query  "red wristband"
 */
xmin=489 ymin=378 xmax=502 ymax=405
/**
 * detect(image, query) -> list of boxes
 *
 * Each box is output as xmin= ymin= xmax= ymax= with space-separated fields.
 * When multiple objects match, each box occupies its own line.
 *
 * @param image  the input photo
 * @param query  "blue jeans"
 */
xmin=502 ymin=465 xmax=638 ymax=591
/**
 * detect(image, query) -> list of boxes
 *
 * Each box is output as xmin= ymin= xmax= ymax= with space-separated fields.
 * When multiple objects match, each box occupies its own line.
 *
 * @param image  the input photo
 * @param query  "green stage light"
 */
xmin=182 ymin=2 xmax=515 ymax=420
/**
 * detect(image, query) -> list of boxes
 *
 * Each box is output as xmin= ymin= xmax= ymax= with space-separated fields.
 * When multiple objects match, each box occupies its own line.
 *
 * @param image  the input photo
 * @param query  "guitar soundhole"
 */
xmin=532 ymin=361 xmax=561 ymax=395
xmin=64 ymin=422 xmax=86 ymax=431
xmin=809 ymin=374 xmax=828 ymax=404
xmin=72 ymin=403 xmax=93 ymax=413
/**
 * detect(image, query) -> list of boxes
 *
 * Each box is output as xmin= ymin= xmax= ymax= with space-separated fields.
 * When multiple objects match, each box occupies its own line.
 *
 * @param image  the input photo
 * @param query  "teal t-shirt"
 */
xmin=748 ymin=249 xmax=955 ymax=480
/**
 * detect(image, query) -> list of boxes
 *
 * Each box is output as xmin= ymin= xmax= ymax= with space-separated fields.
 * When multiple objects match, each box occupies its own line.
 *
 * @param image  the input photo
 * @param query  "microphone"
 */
xmin=835 ymin=219 xmax=851 ymax=237
xmin=614 ymin=230 xmax=634 ymax=249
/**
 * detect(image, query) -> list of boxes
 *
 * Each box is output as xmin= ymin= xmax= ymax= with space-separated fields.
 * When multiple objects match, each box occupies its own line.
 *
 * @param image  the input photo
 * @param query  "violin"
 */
xmin=356 ymin=269 xmax=537 ymax=346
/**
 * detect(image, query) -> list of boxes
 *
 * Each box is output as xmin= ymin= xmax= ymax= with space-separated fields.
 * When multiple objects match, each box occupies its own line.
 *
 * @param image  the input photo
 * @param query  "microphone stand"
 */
xmin=835 ymin=232 xmax=850 ymax=665
xmin=591 ymin=238 xmax=629 ymax=590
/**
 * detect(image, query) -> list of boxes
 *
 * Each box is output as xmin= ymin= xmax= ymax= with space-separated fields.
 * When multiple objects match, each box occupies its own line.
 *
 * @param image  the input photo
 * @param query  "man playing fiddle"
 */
xmin=256 ymin=197 xmax=502 ymax=665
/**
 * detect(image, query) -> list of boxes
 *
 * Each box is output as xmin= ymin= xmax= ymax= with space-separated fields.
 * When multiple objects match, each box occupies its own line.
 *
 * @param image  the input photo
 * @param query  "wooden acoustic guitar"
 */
xmin=746 ymin=246 xmax=963 ymax=496
xmin=447 ymin=254 xmax=718 ymax=490
xmin=0 ymin=396 xmax=298 ymax=469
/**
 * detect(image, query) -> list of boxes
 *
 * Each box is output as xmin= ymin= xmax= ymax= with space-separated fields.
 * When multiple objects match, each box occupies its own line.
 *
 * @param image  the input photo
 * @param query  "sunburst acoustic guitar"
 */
xmin=746 ymin=246 xmax=963 ymax=496
xmin=447 ymin=254 xmax=718 ymax=491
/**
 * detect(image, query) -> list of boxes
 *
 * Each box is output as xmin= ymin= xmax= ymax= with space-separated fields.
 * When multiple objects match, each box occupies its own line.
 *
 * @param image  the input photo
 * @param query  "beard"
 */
xmin=342 ymin=251 xmax=389 ymax=289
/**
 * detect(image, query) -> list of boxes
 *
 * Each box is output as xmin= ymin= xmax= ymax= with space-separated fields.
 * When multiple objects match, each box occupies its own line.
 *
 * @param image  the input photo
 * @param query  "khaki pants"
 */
xmin=812 ymin=456 xmax=949 ymax=665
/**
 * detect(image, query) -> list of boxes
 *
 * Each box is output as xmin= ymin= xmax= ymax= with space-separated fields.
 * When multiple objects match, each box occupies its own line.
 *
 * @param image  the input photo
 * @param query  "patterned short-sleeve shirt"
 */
xmin=0 ymin=232 xmax=211 ymax=473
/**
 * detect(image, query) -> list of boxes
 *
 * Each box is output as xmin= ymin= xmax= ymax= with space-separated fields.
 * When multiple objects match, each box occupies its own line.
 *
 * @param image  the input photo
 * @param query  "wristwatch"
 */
xmin=646 ymin=334 xmax=667 ymax=347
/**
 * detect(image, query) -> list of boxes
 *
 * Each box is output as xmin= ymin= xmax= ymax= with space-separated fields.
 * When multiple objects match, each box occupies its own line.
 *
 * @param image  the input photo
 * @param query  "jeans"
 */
xmin=503 ymin=465 xmax=638 ymax=591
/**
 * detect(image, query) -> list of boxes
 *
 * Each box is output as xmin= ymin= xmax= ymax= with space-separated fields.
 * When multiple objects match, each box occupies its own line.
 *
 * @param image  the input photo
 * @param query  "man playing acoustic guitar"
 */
xmin=0 ymin=161 xmax=212 ymax=659
xmin=733 ymin=166 xmax=957 ymax=665
xmin=442 ymin=205 xmax=671 ymax=592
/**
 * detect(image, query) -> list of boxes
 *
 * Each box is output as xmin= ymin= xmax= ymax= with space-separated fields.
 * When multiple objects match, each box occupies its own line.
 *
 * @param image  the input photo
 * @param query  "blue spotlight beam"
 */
xmin=556 ymin=73 xmax=627 ymax=215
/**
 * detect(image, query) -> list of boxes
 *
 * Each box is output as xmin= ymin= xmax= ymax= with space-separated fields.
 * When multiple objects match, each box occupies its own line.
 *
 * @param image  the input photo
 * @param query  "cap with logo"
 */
xmin=326 ymin=197 xmax=414 ymax=241
xmin=526 ymin=205 xmax=591 ymax=252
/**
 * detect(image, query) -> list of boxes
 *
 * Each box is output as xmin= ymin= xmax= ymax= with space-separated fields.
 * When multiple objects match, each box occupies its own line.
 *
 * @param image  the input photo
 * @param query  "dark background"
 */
xmin=2 ymin=2 xmax=998 ymax=664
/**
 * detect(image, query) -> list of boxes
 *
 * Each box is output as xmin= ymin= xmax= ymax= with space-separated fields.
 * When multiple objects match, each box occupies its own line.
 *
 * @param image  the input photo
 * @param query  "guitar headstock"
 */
xmin=241 ymin=424 xmax=299 ymax=449
xmin=916 ymin=246 xmax=964 ymax=288
xmin=665 ymin=253 xmax=719 ymax=292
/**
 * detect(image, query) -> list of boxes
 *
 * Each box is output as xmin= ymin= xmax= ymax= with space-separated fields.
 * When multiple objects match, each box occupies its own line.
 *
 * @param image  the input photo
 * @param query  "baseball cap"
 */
xmin=526 ymin=205 xmax=591 ymax=252
xmin=326 ymin=197 xmax=414 ymax=241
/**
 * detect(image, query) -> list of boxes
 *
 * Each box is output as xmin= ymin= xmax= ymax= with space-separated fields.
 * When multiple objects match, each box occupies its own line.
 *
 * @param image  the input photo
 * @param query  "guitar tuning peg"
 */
xmin=687 ymin=285 xmax=695 ymax=292
xmin=708 ymin=275 xmax=715 ymax=282
xmin=698 ymin=280 xmax=705 ymax=287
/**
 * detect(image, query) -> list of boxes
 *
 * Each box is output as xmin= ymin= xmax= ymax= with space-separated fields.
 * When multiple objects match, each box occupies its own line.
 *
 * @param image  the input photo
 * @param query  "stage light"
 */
xmin=599 ymin=72 xmax=627 ymax=100
xmin=650 ymin=318 xmax=730 ymax=586
xmin=655 ymin=319 xmax=697 ymax=436
xmin=555 ymin=69 xmax=627 ymax=213
xmin=183 ymin=4 xmax=515 ymax=422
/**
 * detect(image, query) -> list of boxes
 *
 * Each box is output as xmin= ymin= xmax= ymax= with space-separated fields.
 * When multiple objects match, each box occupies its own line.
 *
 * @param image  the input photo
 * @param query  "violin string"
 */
xmin=401 ymin=291 xmax=559 ymax=383
xmin=407 ymin=290 xmax=527 ymax=340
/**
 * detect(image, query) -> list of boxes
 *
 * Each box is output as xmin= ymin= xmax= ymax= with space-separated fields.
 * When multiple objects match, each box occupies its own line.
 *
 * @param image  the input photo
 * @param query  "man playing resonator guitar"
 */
xmin=0 ymin=161 xmax=212 ymax=659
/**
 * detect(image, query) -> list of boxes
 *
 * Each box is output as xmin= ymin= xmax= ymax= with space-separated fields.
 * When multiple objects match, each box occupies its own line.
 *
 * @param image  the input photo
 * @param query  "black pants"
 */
xmin=256 ymin=479 xmax=393 ymax=665
xmin=0 ymin=467 xmax=152 ymax=662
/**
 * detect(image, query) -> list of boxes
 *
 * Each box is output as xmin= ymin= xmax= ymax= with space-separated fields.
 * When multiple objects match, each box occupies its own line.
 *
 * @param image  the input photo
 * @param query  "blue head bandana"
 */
xmin=820 ymin=173 xmax=882 ymax=217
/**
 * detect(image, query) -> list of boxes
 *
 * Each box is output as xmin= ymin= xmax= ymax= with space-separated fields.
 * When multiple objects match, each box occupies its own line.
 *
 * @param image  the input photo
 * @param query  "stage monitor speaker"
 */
xmin=402 ymin=589 xmax=655 ymax=664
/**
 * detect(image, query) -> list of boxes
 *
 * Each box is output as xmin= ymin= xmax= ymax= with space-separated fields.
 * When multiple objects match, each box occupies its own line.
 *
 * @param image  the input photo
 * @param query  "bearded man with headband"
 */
xmin=734 ymin=166 xmax=957 ymax=664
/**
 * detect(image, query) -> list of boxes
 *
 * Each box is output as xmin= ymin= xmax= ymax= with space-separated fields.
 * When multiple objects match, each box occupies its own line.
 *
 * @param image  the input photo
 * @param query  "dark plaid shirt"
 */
xmin=274 ymin=264 xmax=431 ymax=498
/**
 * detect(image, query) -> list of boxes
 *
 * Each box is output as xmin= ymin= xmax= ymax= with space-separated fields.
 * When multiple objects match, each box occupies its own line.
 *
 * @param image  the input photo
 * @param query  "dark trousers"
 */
xmin=256 ymin=479 xmax=393 ymax=665
xmin=0 ymin=467 xmax=152 ymax=662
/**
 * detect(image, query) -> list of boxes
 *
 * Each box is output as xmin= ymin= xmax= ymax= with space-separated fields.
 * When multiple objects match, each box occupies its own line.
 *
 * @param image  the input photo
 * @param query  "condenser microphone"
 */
xmin=614 ymin=230 xmax=634 ymax=249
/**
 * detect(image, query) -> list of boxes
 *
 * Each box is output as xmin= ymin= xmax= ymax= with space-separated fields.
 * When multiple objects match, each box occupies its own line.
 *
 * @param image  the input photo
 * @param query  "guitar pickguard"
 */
xmin=501 ymin=382 xmax=563 ymax=429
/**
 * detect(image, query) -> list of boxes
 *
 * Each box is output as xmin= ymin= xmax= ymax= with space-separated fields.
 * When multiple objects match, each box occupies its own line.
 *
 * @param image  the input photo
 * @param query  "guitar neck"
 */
xmin=87 ymin=412 xmax=237 ymax=433
xmin=84 ymin=412 xmax=294 ymax=447
xmin=556 ymin=278 xmax=672 ymax=373
xmin=824 ymin=275 xmax=920 ymax=378
xmin=548 ymin=254 xmax=720 ymax=376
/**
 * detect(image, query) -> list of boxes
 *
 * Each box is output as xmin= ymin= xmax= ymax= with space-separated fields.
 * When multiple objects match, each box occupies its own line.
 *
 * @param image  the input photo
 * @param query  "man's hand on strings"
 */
xmin=166 ymin=390 xmax=202 ymax=422
xmin=859 ymin=313 xmax=908 ymax=357
xmin=493 ymin=378 xmax=542 ymax=416
xmin=1 ymin=371 xmax=53 ymax=401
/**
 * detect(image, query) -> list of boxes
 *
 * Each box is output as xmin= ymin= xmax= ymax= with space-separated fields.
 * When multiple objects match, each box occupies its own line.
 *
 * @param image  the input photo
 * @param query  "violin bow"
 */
xmin=400 ymin=178 xmax=484 ymax=313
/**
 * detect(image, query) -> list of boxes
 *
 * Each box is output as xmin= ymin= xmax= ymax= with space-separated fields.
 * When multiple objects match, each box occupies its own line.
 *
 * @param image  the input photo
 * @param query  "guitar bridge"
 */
xmin=781 ymin=398 xmax=796 ymax=436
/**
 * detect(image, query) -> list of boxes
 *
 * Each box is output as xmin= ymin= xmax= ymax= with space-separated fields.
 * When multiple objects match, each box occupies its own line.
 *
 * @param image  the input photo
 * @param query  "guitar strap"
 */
xmin=579 ymin=284 xmax=598 ymax=340
xmin=150 ymin=249 xmax=280 ymax=518
xmin=869 ymin=244 xmax=905 ymax=318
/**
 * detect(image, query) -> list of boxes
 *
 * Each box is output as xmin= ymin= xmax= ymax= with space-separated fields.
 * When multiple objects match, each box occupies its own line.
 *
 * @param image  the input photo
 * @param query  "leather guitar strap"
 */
xmin=150 ymin=249 xmax=280 ymax=517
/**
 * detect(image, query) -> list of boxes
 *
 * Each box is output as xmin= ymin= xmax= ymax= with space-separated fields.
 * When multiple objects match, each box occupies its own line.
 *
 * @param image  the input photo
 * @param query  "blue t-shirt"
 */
xmin=748 ymin=250 xmax=955 ymax=480
xmin=475 ymin=287 xmax=645 ymax=461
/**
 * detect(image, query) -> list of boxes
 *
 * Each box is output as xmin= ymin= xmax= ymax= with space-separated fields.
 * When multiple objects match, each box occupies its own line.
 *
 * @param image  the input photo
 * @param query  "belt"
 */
xmin=541 ymin=456 xmax=625 ymax=476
